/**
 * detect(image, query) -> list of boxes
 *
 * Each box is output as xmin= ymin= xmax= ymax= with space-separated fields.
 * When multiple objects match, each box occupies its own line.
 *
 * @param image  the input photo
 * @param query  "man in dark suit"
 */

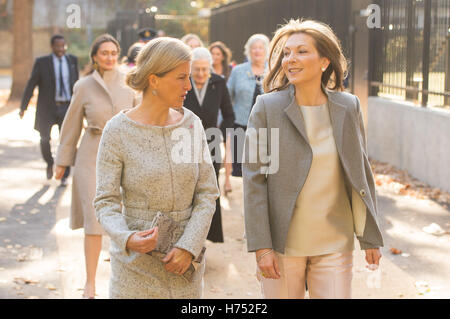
xmin=19 ymin=34 xmax=79 ymax=186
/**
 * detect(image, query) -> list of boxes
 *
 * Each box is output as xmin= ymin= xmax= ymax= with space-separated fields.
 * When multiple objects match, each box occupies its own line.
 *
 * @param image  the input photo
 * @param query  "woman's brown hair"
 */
xmin=84 ymin=34 xmax=121 ymax=75
xmin=263 ymin=19 xmax=348 ymax=94
xmin=209 ymin=41 xmax=232 ymax=79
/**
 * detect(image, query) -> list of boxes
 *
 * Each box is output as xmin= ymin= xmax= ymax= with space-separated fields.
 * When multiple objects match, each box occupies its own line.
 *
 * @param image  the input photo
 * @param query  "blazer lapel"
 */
xmin=283 ymin=86 xmax=308 ymax=143
xmin=189 ymin=78 xmax=203 ymax=113
xmin=202 ymin=77 xmax=216 ymax=109
xmin=327 ymin=92 xmax=346 ymax=158
xmin=48 ymin=55 xmax=56 ymax=96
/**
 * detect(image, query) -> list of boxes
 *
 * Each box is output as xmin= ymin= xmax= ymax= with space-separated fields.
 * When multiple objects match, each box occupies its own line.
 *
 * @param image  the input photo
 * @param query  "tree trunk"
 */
xmin=8 ymin=0 xmax=34 ymax=102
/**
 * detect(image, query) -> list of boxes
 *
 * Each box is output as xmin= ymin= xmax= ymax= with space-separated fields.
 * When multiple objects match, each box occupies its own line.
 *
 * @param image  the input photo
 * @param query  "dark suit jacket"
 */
xmin=184 ymin=73 xmax=235 ymax=161
xmin=20 ymin=54 xmax=79 ymax=133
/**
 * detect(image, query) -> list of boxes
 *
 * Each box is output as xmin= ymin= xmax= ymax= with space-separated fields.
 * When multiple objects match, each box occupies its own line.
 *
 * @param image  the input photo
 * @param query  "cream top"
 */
xmin=284 ymin=102 xmax=355 ymax=257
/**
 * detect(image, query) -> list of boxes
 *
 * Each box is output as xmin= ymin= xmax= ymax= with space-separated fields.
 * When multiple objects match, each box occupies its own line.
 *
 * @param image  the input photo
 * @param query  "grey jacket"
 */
xmin=243 ymin=85 xmax=384 ymax=253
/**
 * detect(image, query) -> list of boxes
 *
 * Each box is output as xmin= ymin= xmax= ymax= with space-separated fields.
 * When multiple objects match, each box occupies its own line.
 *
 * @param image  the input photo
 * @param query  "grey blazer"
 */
xmin=243 ymin=85 xmax=384 ymax=254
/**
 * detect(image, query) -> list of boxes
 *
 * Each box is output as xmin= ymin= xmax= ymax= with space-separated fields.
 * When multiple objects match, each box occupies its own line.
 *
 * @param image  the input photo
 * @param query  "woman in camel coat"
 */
xmin=55 ymin=34 xmax=137 ymax=298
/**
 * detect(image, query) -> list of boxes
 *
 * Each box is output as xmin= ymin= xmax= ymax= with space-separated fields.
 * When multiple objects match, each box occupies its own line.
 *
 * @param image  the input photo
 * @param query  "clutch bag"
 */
xmin=146 ymin=212 xmax=205 ymax=282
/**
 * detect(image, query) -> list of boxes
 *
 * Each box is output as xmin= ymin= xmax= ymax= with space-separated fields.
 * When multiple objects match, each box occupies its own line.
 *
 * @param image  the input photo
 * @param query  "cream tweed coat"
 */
xmin=55 ymin=68 xmax=137 ymax=234
xmin=94 ymin=108 xmax=219 ymax=299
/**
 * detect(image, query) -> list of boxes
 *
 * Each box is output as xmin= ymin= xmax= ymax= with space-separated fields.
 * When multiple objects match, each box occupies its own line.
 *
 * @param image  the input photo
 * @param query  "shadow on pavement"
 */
xmin=0 ymin=184 xmax=67 ymax=261
xmin=0 ymin=142 xmax=41 ymax=169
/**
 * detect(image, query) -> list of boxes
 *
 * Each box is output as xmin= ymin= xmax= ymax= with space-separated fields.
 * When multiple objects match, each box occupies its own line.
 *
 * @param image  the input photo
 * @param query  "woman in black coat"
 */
xmin=183 ymin=47 xmax=235 ymax=243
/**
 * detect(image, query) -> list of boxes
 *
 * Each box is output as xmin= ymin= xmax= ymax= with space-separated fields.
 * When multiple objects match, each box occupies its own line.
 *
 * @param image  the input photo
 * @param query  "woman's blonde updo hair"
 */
xmin=126 ymin=37 xmax=192 ymax=92
xmin=263 ymin=19 xmax=348 ymax=93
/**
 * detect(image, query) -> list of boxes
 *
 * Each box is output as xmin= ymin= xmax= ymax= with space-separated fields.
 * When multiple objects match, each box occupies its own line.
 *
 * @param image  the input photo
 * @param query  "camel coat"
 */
xmin=56 ymin=68 xmax=137 ymax=234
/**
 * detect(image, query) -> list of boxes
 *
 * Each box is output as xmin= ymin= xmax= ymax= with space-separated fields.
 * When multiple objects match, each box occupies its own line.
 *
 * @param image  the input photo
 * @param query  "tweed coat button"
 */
xmin=360 ymin=189 xmax=366 ymax=197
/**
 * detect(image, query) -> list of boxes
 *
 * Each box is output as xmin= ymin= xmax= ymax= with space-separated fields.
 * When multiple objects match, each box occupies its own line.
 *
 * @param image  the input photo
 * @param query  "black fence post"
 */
xmin=446 ymin=34 xmax=450 ymax=107
xmin=421 ymin=0 xmax=431 ymax=107
xmin=405 ymin=0 xmax=417 ymax=101
xmin=369 ymin=0 xmax=384 ymax=97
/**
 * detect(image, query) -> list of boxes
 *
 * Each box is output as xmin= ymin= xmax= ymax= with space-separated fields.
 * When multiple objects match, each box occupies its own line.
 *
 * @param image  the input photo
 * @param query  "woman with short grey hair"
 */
xmin=183 ymin=47 xmax=235 ymax=243
xmin=181 ymin=33 xmax=204 ymax=49
xmin=244 ymin=34 xmax=270 ymax=63
xmin=191 ymin=47 xmax=213 ymax=65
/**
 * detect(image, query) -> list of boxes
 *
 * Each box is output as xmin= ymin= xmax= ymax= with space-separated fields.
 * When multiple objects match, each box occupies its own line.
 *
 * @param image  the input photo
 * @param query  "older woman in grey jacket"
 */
xmin=94 ymin=37 xmax=219 ymax=299
xmin=227 ymin=33 xmax=269 ymax=177
xmin=243 ymin=19 xmax=383 ymax=299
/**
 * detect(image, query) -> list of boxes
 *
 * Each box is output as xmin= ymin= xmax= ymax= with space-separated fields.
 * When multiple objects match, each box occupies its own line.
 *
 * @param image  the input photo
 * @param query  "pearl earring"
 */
xmin=152 ymin=89 xmax=157 ymax=96
xmin=322 ymin=66 xmax=327 ymax=72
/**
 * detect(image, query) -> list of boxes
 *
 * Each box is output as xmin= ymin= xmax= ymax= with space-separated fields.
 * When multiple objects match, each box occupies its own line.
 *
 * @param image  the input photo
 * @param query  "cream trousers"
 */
xmin=258 ymin=251 xmax=353 ymax=299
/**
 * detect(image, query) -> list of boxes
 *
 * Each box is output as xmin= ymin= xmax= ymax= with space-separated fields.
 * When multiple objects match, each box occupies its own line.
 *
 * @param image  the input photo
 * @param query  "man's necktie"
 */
xmin=59 ymin=57 xmax=66 ymax=99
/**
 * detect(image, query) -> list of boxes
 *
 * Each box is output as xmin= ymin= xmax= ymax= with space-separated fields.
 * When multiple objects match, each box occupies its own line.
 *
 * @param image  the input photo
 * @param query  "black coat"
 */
xmin=184 ymin=73 xmax=235 ymax=155
xmin=20 ymin=54 xmax=79 ymax=133
xmin=184 ymin=73 xmax=234 ymax=243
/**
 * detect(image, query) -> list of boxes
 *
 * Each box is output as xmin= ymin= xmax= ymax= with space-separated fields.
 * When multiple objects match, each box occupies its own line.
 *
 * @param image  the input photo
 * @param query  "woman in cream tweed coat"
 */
xmin=94 ymin=38 xmax=219 ymax=298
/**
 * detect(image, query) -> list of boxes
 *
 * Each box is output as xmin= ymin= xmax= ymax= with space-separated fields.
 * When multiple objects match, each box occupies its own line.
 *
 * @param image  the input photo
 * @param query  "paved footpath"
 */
xmin=1 ymin=108 xmax=449 ymax=299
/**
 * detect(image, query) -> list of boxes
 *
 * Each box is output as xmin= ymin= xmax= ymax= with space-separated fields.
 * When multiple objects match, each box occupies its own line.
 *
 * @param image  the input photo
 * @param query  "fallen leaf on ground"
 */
xmin=14 ymin=277 xmax=40 ymax=285
xmin=45 ymin=283 xmax=57 ymax=291
xmin=415 ymin=281 xmax=431 ymax=295
xmin=390 ymin=247 xmax=402 ymax=255
xmin=17 ymin=246 xmax=43 ymax=262
xmin=210 ymin=287 xmax=224 ymax=293
xmin=371 ymin=160 xmax=450 ymax=207
xmin=17 ymin=254 xmax=27 ymax=262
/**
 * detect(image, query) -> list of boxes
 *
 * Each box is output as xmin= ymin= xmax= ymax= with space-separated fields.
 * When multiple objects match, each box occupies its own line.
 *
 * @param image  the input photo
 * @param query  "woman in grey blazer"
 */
xmin=243 ymin=19 xmax=383 ymax=299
